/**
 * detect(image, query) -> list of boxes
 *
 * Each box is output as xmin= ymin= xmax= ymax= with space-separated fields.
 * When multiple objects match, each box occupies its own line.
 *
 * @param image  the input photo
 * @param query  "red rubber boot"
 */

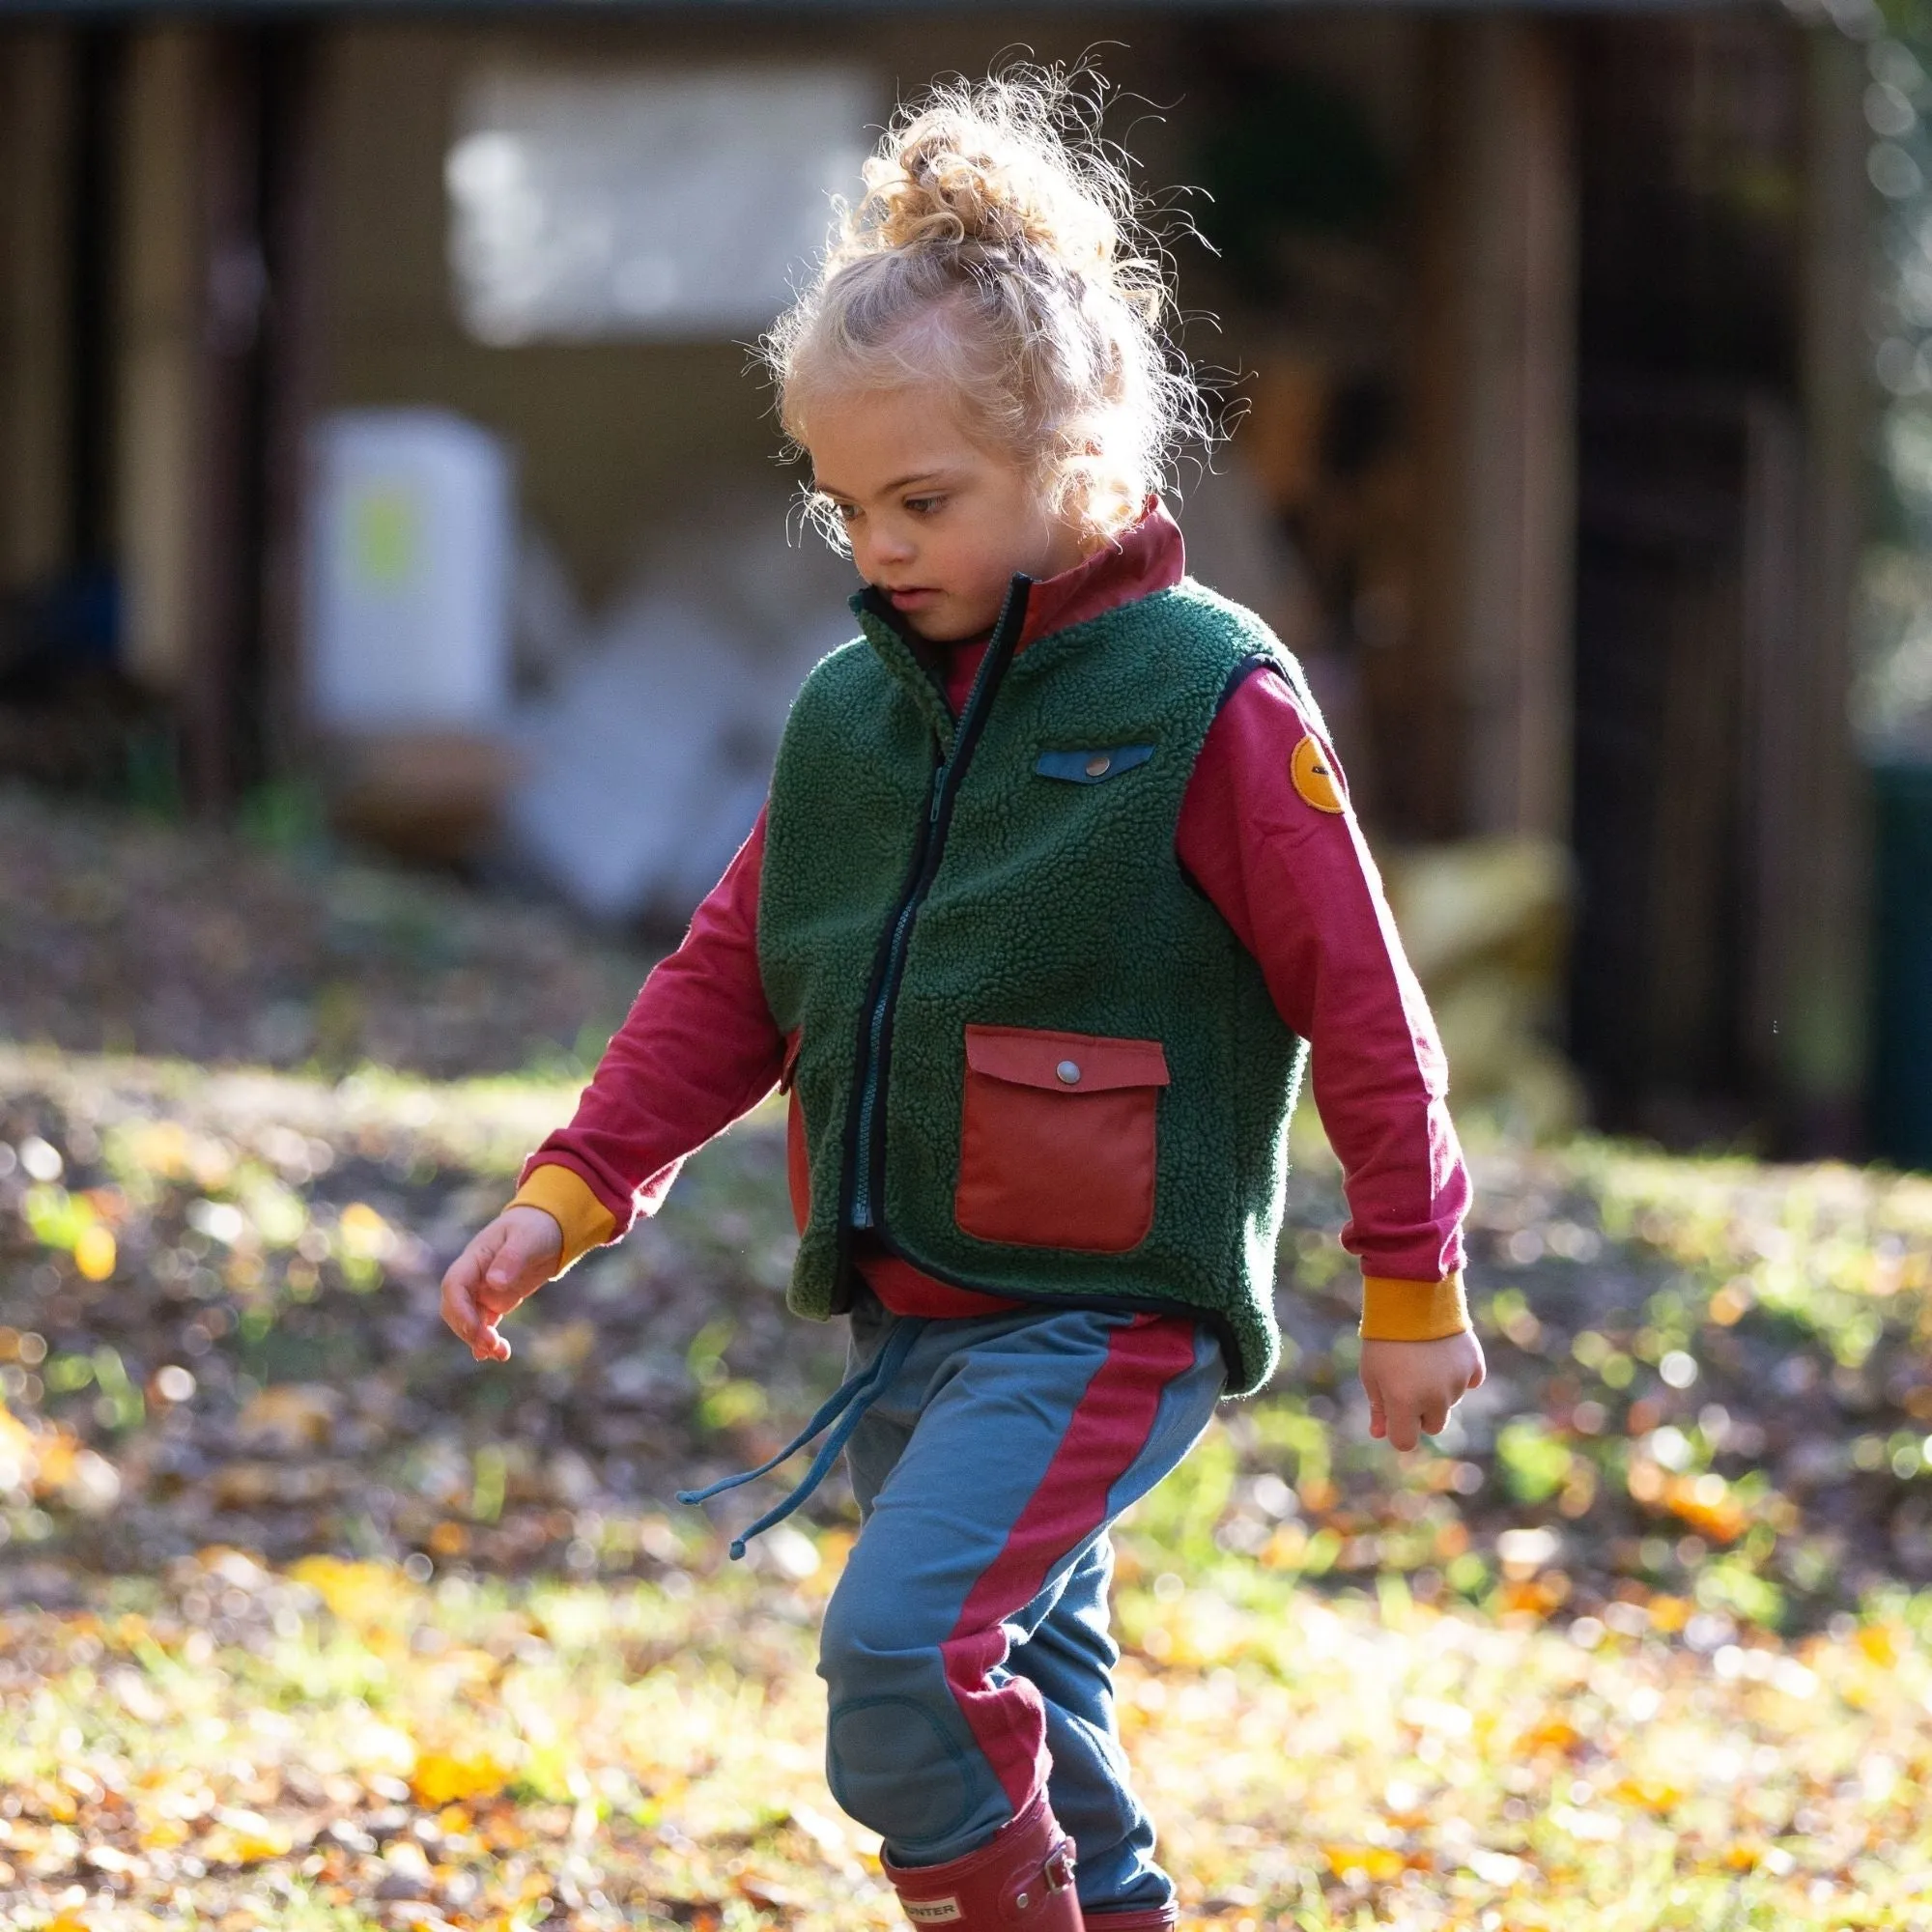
xmin=1083 ymin=1907 xmax=1178 ymax=1930
xmin=882 ymin=1788 xmax=1082 ymax=1928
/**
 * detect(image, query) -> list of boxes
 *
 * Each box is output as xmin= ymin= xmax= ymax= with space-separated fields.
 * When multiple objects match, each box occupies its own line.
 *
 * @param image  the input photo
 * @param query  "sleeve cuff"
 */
xmin=1359 ymin=1271 xmax=1470 ymax=1342
xmin=507 ymin=1164 xmax=620 ymax=1271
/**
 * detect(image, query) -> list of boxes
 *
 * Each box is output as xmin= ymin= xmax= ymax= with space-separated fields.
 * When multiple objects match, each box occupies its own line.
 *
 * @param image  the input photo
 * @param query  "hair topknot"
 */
xmin=763 ymin=64 xmax=1210 ymax=544
xmin=840 ymin=88 xmax=1126 ymax=293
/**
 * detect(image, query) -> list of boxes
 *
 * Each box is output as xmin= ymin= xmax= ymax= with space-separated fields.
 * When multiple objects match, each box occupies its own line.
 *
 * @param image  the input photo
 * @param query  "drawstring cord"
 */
xmin=676 ymin=1316 xmax=926 ymax=1559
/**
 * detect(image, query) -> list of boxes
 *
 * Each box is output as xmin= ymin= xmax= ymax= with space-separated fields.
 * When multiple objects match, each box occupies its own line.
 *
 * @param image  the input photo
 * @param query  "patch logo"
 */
xmin=902 ymin=1900 xmax=965 ymax=1923
xmin=1290 ymin=732 xmax=1346 ymax=814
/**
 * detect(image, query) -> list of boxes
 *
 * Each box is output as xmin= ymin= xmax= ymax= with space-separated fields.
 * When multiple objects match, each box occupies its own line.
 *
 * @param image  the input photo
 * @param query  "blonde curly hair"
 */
xmin=764 ymin=68 xmax=1208 ymax=547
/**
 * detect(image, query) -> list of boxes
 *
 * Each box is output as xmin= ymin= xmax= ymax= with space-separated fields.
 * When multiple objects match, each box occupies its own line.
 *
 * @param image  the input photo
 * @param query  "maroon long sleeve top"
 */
xmin=510 ymin=502 xmax=1472 ymax=1341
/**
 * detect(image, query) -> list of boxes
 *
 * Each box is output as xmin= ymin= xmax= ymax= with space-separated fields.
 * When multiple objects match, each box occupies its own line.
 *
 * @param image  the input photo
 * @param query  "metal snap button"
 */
xmin=1084 ymin=753 xmax=1112 ymax=778
xmin=1056 ymin=1060 xmax=1081 ymax=1085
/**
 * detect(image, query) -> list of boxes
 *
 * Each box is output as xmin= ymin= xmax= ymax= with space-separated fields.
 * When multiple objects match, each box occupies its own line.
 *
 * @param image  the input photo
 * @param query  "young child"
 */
xmin=440 ymin=73 xmax=1485 ymax=1931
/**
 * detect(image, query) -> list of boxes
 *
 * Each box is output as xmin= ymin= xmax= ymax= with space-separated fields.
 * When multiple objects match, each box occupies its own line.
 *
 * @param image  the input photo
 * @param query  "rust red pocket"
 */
xmin=781 ymin=1029 xmax=810 ymax=1233
xmin=955 ymin=1025 xmax=1170 ymax=1252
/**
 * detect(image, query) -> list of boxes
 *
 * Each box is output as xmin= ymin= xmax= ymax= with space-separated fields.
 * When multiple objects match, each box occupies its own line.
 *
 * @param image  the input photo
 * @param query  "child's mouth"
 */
xmin=888 ymin=587 xmax=938 ymax=610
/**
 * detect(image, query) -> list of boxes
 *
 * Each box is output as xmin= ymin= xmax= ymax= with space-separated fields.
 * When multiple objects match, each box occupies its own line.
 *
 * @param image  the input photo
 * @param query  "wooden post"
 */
xmin=256 ymin=24 xmax=326 ymax=781
xmin=176 ymin=21 xmax=322 ymax=813
xmin=117 ymin=24 xmax=205 ymax=694
xmin=1740 ymin=391 xmax=1804 ymax=1116
xmin=68 ymin=25 xmax=125 ymax=574
xmin=1408 ymin=18 xmax=1578 ymax=843
xmin=1779 ymin=26 xmax=1872 ymax=1151
xmin=179 ymin=28 xmax=262 ymax=814
xmin=0 ymin=29 xmax=76 ymax=596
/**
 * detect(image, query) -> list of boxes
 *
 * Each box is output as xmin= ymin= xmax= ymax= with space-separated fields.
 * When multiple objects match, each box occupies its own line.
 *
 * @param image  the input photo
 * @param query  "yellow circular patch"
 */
xmin=1290 ymin=733 xmax=1346 ymax=813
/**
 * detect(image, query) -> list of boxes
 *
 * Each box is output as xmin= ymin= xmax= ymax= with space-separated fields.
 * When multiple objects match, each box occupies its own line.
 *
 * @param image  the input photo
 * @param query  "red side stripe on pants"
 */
xmin=939 ymin=1314 xmax=1200 ymax=1807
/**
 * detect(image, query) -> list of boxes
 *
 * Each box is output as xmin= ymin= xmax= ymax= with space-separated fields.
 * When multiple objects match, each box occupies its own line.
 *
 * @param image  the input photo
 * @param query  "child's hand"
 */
xmin=1359 ymin=1331 xmax=1487 ymax=1452
xmin=440 ymin=1207 xmax=563 ymax=1363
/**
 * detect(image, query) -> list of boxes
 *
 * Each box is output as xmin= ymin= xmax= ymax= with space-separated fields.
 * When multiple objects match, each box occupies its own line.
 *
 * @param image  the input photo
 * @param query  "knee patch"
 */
xmin=826 ymin=1696 xmax=978 ymax=1849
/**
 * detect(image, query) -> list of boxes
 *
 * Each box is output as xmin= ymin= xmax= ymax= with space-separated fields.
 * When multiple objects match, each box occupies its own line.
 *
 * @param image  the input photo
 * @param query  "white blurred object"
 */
xmin=512 ymin=524 xmax=585 ymax=696
xmin=305 ymin=409 xmax=516 ymax=730
xmin=507 ymin=593 xmax=753 ymax=923
xmin=506 ymin=490 xmax=857 ymax=923
xmin=447 ymin=66 xmax=875 ymax=344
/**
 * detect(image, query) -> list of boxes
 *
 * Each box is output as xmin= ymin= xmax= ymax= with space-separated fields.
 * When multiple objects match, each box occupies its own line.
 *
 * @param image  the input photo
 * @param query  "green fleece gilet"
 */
xmin=756 ymin=575 xmax=1315 ymax=1395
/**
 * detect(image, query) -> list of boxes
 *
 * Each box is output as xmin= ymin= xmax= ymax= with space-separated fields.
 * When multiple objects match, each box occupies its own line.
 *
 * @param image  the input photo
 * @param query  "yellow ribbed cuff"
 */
xmin=507 ymin=1164 xmax=618 ymax=1271
xmin=1359 ymin=1271 xmax=1471 ymax=1342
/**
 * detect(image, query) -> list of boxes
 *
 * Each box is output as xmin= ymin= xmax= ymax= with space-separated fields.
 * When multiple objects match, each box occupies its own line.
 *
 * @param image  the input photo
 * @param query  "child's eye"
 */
xmin=827 ymin=499 xmax=860 ymax=525
xmin=904 ymin=495 xmax=945 ymax=517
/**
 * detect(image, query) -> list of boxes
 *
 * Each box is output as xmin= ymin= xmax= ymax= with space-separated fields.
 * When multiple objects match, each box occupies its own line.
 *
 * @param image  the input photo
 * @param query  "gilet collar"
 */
xmin=1012 ymin=495 xmax=1185 ymax=650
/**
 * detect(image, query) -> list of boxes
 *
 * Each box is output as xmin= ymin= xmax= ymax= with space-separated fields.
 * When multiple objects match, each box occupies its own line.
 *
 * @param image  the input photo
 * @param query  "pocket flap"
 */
xmin=1034 ymin=744 xmax=1155 ymax=784
xmin=964 ymin=1024 xmax=1170 ymax=1094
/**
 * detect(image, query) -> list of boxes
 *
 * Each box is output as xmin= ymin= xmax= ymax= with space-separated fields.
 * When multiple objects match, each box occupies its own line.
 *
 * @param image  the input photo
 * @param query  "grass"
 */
xmin=5 ymin=1538 xmax=1932 ymax=1929
xmin=3 ymin=1048 xmax=1932 ymax=1927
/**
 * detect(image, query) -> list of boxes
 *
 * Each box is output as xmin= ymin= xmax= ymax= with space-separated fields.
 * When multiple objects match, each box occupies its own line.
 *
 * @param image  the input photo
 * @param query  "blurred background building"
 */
xmin=0 ymin=0 xmax=1922 ymax=1167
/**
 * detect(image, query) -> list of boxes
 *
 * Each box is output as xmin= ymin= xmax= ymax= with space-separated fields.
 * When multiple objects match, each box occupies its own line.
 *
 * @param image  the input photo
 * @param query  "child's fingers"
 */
xmin=1363 ymin=1340 xmax=1480 ymax=1452
xmin=447 ymin=1282 xmax=507 ymax=1361
xmin=440 ymin=1225 xmax=514 ymax=1360
xmin=439 ymin=1241 xmax=488 ymax=1341
xmin=1370 ymin=1367 xmax=1424 ymax=1451
xmin=461 ymin=1290 xmax=511 ymax=1362
xmin=1360 ymin=1362 xmax=1387 ymax=1439
xmin=440 ymin=1270 xmax=493 ymax=1357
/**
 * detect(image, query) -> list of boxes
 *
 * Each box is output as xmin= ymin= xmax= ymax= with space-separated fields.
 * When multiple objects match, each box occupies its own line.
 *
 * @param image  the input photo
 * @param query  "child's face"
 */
xmin=806 ymin=383 xmax=1093 ymax=642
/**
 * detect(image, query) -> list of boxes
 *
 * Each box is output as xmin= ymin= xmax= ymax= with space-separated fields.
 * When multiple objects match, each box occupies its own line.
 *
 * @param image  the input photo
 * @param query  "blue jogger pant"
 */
xmin=818 ymin=1294 xmax=1226 ymax=1914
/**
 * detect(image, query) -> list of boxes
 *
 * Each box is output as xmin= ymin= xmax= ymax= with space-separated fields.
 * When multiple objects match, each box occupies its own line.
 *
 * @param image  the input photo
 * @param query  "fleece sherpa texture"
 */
xmin=756 ymin=576 xmax=1316 ymax=1396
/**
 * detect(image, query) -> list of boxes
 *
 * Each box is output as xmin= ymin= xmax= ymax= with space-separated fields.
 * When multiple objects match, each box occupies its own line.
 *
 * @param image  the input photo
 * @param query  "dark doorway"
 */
xmin=1569 ymin=14 xmax=1805 ymax=1146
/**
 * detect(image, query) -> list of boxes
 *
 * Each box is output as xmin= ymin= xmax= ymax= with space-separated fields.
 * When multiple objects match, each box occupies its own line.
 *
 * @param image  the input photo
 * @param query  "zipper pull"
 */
xmin=929 ymin=764 xmax=949 ymax=823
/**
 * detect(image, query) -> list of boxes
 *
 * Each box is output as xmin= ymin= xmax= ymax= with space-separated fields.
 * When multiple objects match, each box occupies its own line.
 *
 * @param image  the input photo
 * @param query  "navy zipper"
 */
xmin=843 ymin=575 xmax=1032 ymax=1240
